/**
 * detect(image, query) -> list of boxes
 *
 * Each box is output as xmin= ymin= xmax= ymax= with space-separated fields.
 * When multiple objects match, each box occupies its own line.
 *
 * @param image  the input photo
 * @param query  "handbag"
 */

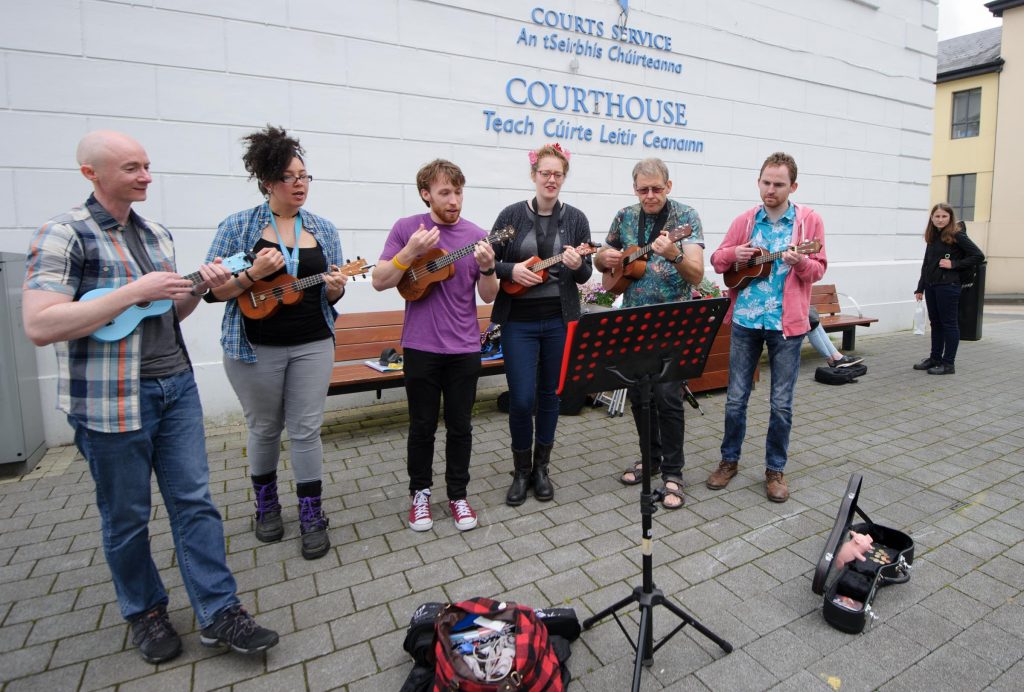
xmin=433 ymin=597 xmax=564 ymax=691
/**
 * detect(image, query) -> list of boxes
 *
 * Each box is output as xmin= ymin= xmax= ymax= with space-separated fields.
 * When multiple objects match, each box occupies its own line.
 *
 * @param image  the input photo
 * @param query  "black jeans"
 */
xmin=924 ymin=283 xmax=961 ymax=365
xmin=627 ymin=379 xmax=685 ymax=479
xmin=403 ymin=348 xmax=481 ymax=500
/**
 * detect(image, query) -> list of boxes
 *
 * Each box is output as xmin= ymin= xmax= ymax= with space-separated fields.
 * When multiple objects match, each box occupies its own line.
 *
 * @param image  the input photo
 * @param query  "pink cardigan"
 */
xmin=710 ymin=203 xmax=827 ymax=337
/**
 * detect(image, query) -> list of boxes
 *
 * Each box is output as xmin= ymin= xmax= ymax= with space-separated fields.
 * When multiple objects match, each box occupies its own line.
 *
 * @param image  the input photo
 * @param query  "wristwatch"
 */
xmin=671 ymin=251 xmax=685 ymax=264
xmin=191 ymin=285 xmax=210 ymax=297
xmin=480 ymin=266 xmax=496 ymax=276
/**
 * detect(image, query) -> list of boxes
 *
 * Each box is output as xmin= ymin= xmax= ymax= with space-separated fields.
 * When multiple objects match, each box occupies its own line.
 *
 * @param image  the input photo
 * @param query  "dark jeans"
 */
xmin=924 ymin=283 xmax=961 ymax=365
xmin=403 ymin=348 xmax=481 ymax=500
xmin=500 ymin=317 xmax=567 ymax=450
xmin=627 ymin=380 xmax=685 ymax=479
xmin=721 ymin=323 xmax=804 ymax=472
xmin=68 ymin=371 xmax=238 ymax=627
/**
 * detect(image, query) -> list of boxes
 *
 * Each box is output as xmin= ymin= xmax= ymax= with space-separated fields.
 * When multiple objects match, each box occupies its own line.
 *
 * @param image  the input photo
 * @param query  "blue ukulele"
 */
xmin=81 ymin=251 xmax=255 ymax=342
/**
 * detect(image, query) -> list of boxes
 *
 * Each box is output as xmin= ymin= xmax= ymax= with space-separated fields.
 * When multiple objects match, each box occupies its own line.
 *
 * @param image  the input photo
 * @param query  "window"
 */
xmin=948 ymin=174 xmax=976 ymax=222
xmin=951 ymin=88 xmax=981 ymax=139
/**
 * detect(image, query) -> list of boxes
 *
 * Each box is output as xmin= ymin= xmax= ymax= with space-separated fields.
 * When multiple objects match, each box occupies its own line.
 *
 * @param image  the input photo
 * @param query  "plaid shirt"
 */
xmin=23 ymin=195 xmax=179 ymax=433
xmin=606 ymin=198 xmax=705 ymax=308
xmin=206 ymin=204 xmax=343 ymax=363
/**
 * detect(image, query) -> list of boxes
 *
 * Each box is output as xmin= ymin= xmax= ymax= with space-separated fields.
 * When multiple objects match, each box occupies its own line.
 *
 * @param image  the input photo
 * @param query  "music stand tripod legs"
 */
xmin=582 ymin=365 xmax=732 ymax=692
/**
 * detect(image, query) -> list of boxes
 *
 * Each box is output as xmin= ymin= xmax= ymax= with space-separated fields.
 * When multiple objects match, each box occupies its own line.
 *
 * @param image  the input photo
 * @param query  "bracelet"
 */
xmin=191 ymin=285 xmax=210 ymax=297
xmin=244 ymin=269 xmax=256 ymax=282
xmin=391 ymin=255 xmax=411 ymax=271
xmin=480 ymin=266 xmax=496 ymax=276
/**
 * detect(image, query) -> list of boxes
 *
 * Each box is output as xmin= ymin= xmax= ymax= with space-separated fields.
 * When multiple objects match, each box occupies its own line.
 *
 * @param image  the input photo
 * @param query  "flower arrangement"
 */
xmin=693 ymin=277 xmax=723 ymax=299
xmin=578 ymin=280 xmax=616 ymax=307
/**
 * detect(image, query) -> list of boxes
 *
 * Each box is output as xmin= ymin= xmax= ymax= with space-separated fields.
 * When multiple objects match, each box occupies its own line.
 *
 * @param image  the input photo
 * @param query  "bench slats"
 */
xmin=811 ymin=283 xmax=878 ymax=351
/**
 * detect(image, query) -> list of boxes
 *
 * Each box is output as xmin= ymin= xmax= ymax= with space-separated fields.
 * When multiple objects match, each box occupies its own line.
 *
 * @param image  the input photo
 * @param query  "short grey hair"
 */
xmin=631 ymin=158 xmax=670 ymax=185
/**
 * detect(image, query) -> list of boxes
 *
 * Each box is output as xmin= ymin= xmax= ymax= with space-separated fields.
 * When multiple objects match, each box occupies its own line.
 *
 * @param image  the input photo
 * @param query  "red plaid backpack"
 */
xmin=433 ymin=597 xmax=564 ymax=691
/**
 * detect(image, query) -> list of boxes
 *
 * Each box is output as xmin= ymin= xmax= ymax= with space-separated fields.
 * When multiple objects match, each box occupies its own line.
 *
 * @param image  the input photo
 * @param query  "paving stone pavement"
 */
xmin=1 ymin=313 xmax=1022 ymax=691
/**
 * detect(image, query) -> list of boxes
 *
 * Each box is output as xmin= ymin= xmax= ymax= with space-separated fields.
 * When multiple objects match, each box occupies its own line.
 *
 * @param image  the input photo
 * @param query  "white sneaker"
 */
xmin=408 ymin=489 xmax=433 ymax=531
xmin=448 ymin=498 xmax=478 ymax=531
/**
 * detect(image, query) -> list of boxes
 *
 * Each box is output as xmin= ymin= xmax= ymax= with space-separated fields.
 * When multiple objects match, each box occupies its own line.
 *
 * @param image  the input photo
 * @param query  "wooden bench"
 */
xmin=812 ymin=284 xmax=878 ymax=352
xmin=328 ymin=305 xmax=503 ymax=397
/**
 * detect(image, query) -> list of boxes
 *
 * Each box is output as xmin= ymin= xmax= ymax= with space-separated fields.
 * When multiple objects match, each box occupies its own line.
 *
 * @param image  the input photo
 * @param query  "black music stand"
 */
xmin=557 ymin=298 xmax=733 ymax=691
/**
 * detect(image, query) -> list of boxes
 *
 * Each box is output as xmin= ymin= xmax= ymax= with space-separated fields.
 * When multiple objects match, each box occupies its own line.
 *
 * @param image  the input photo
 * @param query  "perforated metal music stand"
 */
xmin=557 ymin=298 xmax=733 ymax=691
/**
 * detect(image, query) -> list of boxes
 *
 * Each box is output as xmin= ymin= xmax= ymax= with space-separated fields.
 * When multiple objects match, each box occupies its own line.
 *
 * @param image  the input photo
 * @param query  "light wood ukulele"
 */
xmin=601 ymin=224 xmax=693 ymax=296
xmin=722 ymin=239 xmax=822 ymax=291
xmin=397 ymin=226 xmax=516 ymax=302
xmin=239 ymin=258 xmax=371 ymax=320
xmin=500 ymin=241 xmax=599 ymax=296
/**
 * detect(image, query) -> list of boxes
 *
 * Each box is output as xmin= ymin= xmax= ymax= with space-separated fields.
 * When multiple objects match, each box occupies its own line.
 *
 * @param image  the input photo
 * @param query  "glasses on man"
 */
xmin=280 ymin=174 xmax=313 ymax=184
xmin=536 ymin=170 xmax=565 ymax=180
xmin=635 ymin=186 xmax=666 ymax=196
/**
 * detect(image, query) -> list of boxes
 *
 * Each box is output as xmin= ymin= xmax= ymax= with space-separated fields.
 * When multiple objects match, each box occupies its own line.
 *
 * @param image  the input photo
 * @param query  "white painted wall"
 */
xmin=0 ymin=0 xmax=937 ymax=444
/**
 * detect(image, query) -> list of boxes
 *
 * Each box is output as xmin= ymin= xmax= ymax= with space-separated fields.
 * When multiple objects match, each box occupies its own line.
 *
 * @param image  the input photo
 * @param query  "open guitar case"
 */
xmin=812 ymin=473 xmax=915 ymax=633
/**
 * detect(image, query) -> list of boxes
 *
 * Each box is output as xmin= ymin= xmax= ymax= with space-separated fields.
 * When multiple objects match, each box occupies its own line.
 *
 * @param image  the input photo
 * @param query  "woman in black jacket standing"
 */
xmin=491 ymin=143 xmax=593 ymax=506
xmin=913 ymin=204 xmax=984 ymax=375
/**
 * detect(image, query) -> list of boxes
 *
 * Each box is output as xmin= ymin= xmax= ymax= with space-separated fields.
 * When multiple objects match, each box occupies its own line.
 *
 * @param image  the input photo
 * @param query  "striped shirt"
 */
xmin=23 ymin=195 xmax=179 ymax=433
xmin=206 ymin=204 xmax=344 ymax=363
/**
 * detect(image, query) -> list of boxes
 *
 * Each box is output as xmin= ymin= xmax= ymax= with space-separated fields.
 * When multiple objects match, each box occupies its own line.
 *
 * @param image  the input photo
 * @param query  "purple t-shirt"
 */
xmin=380 ymin=212 xmax=487 ymax=354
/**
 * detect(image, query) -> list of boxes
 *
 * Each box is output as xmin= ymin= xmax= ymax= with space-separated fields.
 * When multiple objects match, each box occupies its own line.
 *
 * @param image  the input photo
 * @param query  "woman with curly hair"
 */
xmin=912 ymin=203 xmax=984 ymax=375
xmin=490 ymin=143 xmax=593 ymax=506
xmin=205 ymin=125 xmax=347 ymax=559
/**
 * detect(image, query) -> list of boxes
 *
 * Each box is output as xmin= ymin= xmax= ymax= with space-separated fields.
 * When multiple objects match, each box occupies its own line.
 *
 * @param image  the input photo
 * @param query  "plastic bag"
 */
xmin=913 ymin=301 xmax=926 ymax=335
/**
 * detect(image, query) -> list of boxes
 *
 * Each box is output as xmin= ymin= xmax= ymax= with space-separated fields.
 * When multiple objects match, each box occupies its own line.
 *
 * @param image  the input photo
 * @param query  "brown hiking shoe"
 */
xmin=765 ymin=470 xmax=789 ymax=503
xmin=706 ymin=461 xmax=739 ymax=490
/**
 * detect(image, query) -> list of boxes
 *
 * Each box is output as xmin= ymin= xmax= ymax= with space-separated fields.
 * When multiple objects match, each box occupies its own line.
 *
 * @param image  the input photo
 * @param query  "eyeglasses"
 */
xmin=635 ymin=186 xmax=666 ymax=196
xmin=536 ymin=170 xmax=565 ymax=180
xmin=280 ymin=174 xmax=313 ymax=184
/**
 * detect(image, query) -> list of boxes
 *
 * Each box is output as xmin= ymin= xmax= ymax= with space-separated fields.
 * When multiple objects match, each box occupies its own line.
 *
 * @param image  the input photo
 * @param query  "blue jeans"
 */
xmin=68 ymin=370 xmax=238 ymax=627
xmin=924 ymin=283 xmax=961 ymax=365
xmin=806 ymin=323 xmax=839 ymax=360
xmin=721 ymin=323 xmax=805 ymax=472
xmin=501 ymin=318 xmax=567 ymax=450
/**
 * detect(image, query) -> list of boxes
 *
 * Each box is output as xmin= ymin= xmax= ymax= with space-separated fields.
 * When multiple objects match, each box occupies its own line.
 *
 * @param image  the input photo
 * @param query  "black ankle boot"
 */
xmin=532 ymin=442 xmax=554 ymax=502
xmin=252 ymin=476 xmax=283 ymax=543
xmin=506 ymin=448 xmax=533 ymax=506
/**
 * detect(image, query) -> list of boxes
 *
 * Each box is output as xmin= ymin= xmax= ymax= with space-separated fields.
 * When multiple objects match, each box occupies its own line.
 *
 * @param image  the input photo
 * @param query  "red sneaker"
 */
xmin=408 ymin=489 xmax=433 ymax=531
xmin=448 ymin=498 xmax=478 ymax=531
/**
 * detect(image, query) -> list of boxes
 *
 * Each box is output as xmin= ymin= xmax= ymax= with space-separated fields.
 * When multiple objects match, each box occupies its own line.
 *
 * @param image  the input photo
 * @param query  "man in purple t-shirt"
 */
xmin=373 ymin=159 xmax=498 ymax=532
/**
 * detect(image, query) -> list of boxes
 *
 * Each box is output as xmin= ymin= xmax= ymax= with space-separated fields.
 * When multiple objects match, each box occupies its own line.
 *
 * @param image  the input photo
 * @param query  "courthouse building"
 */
xmin=0 ymin=0 xmax=941 ymax=442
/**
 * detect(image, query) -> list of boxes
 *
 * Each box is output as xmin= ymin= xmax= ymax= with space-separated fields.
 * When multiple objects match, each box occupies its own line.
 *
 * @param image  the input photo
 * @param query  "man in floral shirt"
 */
xmin=594 ymin=158 xmax=704 ymax=509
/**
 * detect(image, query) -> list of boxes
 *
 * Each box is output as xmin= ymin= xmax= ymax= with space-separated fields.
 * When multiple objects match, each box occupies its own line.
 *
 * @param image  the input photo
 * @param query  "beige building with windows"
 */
xmin=932 ymin=0 xmax=1024 ymax=295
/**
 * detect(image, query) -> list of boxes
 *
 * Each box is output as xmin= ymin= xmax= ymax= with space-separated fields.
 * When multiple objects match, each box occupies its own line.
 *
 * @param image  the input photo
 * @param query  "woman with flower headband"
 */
xmin=205 ymin=125 xmax=347 ymax=560
xmin=490 ymin=143 xmax=593 ymax=506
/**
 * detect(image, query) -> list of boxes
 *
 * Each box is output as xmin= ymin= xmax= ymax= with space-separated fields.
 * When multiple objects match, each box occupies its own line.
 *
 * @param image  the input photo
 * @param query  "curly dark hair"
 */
xmin=241 ymin=125 xmax=305 ymax=195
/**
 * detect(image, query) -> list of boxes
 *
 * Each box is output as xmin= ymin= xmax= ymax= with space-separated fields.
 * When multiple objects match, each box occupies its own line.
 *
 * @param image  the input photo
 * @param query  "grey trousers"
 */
xmin=223 ymin=337 xmax=333 ymax=483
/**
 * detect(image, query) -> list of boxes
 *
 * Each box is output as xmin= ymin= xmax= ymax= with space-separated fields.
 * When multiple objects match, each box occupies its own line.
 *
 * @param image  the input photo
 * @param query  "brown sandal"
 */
xmin=619 ymin=458 xmax=661 ymax=485
xmin=660 ymin=476 xmax=685 ymax=509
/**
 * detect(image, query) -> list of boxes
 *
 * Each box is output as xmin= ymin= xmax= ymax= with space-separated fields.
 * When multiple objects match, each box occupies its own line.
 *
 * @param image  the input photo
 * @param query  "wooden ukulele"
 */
xmin=239 ymin=258 xmax=371 ymax=320
xmin=500 ymin=241 xmax=599 ymax=296
xmin=397 ymin=226 xmax=516 ymax=302
xmin=722 ymin=239 xmax=822 ymax=291
xmin=601 ymin=224 xmax=693 ymax=296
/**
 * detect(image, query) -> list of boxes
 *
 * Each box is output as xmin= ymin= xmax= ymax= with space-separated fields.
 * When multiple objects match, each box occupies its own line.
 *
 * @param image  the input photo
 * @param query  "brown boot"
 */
xmin=706 ymin=461 xmax=738 ymax=490
xmin=765 ymin=469 xmax=789 ymax=503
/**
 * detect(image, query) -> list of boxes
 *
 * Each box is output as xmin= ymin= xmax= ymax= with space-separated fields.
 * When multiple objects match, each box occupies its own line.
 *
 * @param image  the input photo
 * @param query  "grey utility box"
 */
xmin=0 ymin=252 xmax=46 ymax=476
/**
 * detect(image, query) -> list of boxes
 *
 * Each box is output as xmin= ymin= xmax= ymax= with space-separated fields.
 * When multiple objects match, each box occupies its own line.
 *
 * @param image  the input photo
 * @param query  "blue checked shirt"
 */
xmin=206 ymin=204 xmax=344 ymax=363
xmin=24 ymin=195 xmax=179 ymax=433
xmin=732 ymin=204 xmax=795 ymax=331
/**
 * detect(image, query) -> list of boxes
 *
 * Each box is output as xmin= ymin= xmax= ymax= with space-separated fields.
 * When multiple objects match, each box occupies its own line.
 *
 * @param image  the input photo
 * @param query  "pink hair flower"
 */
xmin=551 ymin=143 xmax=571 ymax=160
xmin=528 ymin=150 xmax=538 ymax=165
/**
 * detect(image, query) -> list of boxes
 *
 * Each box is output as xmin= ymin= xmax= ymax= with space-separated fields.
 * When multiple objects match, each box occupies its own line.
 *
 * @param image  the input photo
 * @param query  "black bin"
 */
xmin=958 ymin=261 xmax=986 ymax=341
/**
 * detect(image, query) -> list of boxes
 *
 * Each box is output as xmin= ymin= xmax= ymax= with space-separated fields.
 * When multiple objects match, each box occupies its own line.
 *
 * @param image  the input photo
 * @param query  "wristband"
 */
xmin=480 ymin=266 xmax=496 ymax=276
xmin=244 ymin=269 xmax=256 ymax=282
xmin=191 ymin=285 xmax=210 ymax=297
xmin=392 ymin=256 xmax=411 ymax=271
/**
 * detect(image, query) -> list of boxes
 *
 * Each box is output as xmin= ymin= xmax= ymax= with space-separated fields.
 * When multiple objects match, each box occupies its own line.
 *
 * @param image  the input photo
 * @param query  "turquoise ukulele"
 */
xmin=81 ymin=251 xmax=254 ymax=342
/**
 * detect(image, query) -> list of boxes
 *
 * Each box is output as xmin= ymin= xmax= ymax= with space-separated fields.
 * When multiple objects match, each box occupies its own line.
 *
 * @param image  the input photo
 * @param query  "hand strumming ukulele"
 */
xmin=82 ymin=251 xmax=255 ymax=342
xmin=239 ymin=258 xmax=371 ymax=320
xmin=601 ymin=224 xmax=693 ymax=296
xmin=397 ymin=226 xmax=516 ymax=302
xmin=722 ymin=239 xmax=822 ymax=291
xmin=500 ymin=241 xmax=600 ymax=296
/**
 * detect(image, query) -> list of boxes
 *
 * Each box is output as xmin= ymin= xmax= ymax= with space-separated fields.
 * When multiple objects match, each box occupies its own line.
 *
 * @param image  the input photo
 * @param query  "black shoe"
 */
xmin=505 ymin=448 xmax=533 ymax=507
xmin=130 ymin=605 xmax=182 ymax=664
xmin=829 ymin=355 xmax=864 ymax=368
xmin=252 ymin=479 xmax=283 ymax=543
xmin=913 ymin=357 xmax=940 ymax=371
xmin=298 ymin=496 xmax=330 ymax=560
xmin=200 ymin=605 xmax=279 ymax=654
xmin=927 ymin=363 xmax=955 ymax=375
